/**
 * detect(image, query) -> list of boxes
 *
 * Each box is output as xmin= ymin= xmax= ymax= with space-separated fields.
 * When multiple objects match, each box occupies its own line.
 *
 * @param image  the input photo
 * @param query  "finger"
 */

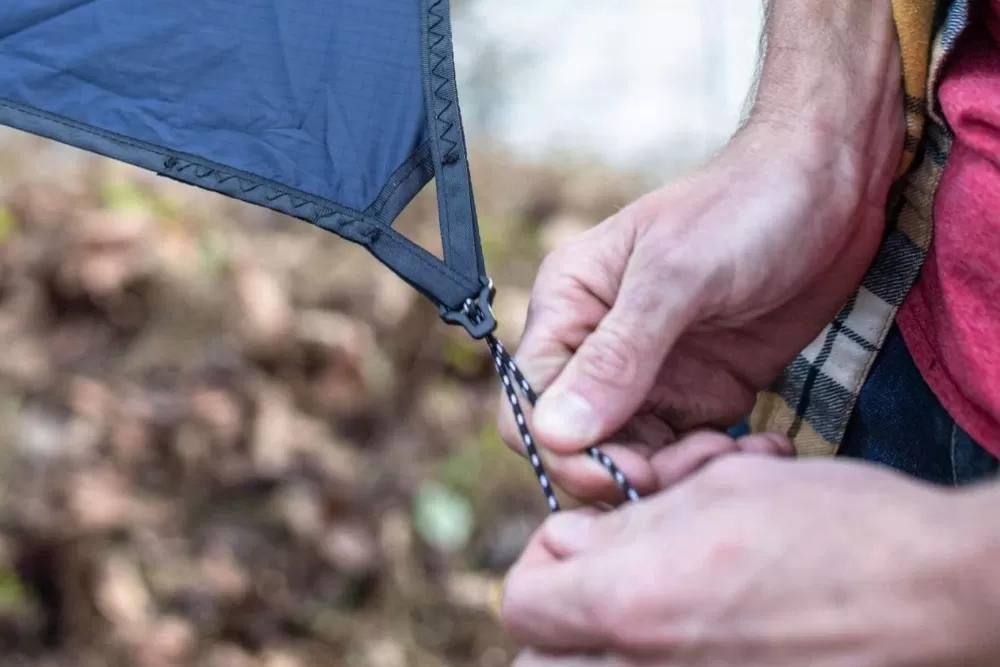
xmin=648 ymin=429 xmax=742 ymax=489
xmin=625 ymin=413 xmax=677 ymax=451
xmin=514 ymin=225 xmax=626 ymax=392
xmin=497 ymin=242 xmax=612 ymax=460
xmin=532 ymin=233 xmax=703 ymax=455
xmin=502 ymin=555 xmax=615 ymax=652
xmin=504 ymin=542 xmax=669 ymax=653
xmin=647 ymin=430 xmax=795 ymax=493
xmin=736 ymin=432 xmax=795 ymax=456
xmin=538 ymin=493 xmax=674 ymax=559
xmin=542 ymin=442 xmax=659 ymax=506
xmin=516 ymin=522 xmax=563 ymax=568
xmin=513 ymin=648 xmax=636 ymax=667
xmin=516 ymin=506 xmax=603 ymax=568
xmin=537 ymin=509 xmax=606 ymax=560
xmin=538 ymin=442 xmax=736 ymax=559
xmin=501 ymin=389 xmax=660 ymax=506
xmin=495 ymin=326 xmax=571 ymax=454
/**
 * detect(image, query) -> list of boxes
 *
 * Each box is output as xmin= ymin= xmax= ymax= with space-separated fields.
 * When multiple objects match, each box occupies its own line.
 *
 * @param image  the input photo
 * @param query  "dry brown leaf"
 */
xmin=444 ymin=572 xmax=503 ymax=614
xmin=417 ymin=381 xmax=476 ymax=439
xmin=260 ymin=648 xmax=304 ymax=667
xmin=274 ymin=485 xmax=325 ymax=541
xmin=294 ymin=309 xmax=371 ymax=354
xmin=189 ymin=386 xmax=244 ymax=449
xmin=231 ymin=265 xmax=294 ymax=356
xmin=62 ymin=209 xmax=157 ymax=298
xmin=251 ymin=383 xmax=295 ymax=478
xmin=68 ymin=467 xmax=146 ymax=532
xmin=202 ymin=643 xmax=260 ymax=667
xmin=109 ymin=412 xmax=155 ymax=469
xmin=67 ymin=376 xmax=114 ymax=426
xmin=0 ymin=335 xmax=51 ymax=388
xmin=319 ymin=521 xmax=378 ymax=577
xmin=362 ymin=638 xmax=406 ymax=667
xmin=199 ymin=548 xmax=250 ymax=602
xmin=95 ymin=553 xmax=154 ymax=633
xmin=131 ymin=615 xmax=197 ymax=667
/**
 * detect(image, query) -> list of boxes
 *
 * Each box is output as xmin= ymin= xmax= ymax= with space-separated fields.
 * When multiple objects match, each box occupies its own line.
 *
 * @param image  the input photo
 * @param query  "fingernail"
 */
xmin=544 ymin=511 xmax=598 ymax=555
xmin=534 ymin=391 xmax=600 ymax=445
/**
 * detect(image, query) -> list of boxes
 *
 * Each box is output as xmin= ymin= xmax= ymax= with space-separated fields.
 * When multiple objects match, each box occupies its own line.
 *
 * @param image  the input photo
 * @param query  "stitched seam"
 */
xmin=427 ymin=0 xmax=459 ymax=165
xmin=164 ymin=158 xmax=469 ymax=285
xmin=0 ymin=95 xmax=366 ymax=220
xmin=364 ymin=141 xmax=432 ymax=220
xmin=949 ymin=421 xmax=959 ymax=486
xmin=0 ymin=96 xmax=475 ymax=294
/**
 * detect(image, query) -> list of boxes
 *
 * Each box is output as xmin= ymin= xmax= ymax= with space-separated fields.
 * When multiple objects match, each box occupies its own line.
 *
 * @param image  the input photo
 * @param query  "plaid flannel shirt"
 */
xmin=749 ymin=0 xmax=970 ymax=456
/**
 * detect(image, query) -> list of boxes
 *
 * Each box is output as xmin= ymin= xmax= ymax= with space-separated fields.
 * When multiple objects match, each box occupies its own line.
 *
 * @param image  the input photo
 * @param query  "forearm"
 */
xmin=747 ymin=0 xmax=901 ymax=153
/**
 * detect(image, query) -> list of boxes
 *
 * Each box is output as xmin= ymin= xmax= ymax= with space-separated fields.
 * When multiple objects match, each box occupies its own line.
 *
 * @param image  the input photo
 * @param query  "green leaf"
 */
xmin=101 ymin=175 xmax=154 ymax=215
xmin=412 ymin=481 xmax=474 ymax=553
xmin=0 ymin=567 xmax=26 ymax=609
xmin=197 ymin=232 xmax=229 ymax=277
xmin=442 ymin=338 xmax=482 ymax=375
xmin=439 ymin=443 xmax=483 ymax=493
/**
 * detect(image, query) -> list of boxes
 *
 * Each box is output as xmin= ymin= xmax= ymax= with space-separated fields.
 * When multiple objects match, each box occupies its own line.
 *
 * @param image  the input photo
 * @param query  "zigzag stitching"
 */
xmin=427 ymin=0 xmax=459 ymax=164
xmin=171 ymin=159 xmax=321 ymax=212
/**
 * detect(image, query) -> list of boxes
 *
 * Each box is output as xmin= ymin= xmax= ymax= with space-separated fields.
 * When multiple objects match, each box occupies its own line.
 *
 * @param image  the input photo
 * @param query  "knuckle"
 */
xmin=554 ymin=470 xmax=612 ymax=505
xmin=499 ymin=571 xmax=531 ymax=637
xmin=696 ymin=455 xmax=760 ymax=495
xmin=522 ymin=294 xmax=562 ymax=341
xmin=638 ymin=238 xmax=712 ymax=302
xmin=596 ymin=580 xmax=644 ymax=648
xmin=617 ymin=277 xmax=661 ymax=315
xmin=577 ymin=326 xmax=639 ymax=388
xmin=536 ymin=243 xmax=572 ymax=283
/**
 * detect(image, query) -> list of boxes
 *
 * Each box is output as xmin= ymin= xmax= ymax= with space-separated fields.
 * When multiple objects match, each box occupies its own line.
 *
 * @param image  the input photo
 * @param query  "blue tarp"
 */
xmin=0 ymin=0 xmax=487 ymax=322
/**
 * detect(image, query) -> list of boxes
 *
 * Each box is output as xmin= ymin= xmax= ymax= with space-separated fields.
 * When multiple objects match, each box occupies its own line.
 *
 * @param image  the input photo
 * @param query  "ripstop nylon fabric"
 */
xmin=0 ymin=0 xmax=424 ymax=212
xmin=0 ymin=0 xmax=486 ymax=311
xmin=0 ymin=0 xmax=638 ymax=510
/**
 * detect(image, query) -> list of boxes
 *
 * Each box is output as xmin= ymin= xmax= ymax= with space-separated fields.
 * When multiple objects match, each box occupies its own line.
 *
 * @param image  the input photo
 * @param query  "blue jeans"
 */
xmin=734 ymin=324 xmax=999 ymax=486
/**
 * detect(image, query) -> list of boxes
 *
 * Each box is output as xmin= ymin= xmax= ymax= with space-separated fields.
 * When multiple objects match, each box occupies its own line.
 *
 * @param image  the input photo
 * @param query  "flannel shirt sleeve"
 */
xmin=749 ymin=0 xmax=967 ymax=456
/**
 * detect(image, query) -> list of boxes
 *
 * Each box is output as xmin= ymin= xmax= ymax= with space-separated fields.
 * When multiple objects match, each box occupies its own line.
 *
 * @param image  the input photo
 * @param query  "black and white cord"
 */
xmin=483 ymin=334 xmax=640 ymax=512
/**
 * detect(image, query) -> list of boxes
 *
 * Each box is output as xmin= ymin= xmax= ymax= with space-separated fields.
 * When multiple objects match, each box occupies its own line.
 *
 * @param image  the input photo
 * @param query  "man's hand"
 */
xmin=501 ymin=442 xmax=1000 ymax=666
xmin=498 ymin=0 xmax=904 ymax=503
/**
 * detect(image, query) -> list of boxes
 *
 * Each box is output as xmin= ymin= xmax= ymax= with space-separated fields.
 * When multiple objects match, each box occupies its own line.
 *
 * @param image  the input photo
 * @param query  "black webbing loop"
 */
xmin=415 ymin=0 xmax=638 ymax=510
xmin=462 ymin=293 xmax=640 ymax=512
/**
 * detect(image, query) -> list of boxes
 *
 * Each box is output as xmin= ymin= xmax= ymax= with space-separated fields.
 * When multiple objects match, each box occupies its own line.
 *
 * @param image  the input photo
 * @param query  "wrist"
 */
xmin=877 ymin=487 xmax=1000 ymax=667
xmin=725 ymin=119 xmax=875 ymax=233
xmin=949 ymin=486 xmax=1000 ymax=665
xmin=744 ymin=0 xmax=903 ymax=197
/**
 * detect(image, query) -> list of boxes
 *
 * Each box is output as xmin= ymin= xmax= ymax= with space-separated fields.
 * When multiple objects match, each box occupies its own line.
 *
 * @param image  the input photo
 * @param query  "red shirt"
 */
xmin=897 ymin=0 xmax=1000 ymax=457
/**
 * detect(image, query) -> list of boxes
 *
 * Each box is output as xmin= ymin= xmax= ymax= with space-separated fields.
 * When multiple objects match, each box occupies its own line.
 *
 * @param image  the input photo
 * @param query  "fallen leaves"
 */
xmin=0 ymin=132 xmax=637 ymax=667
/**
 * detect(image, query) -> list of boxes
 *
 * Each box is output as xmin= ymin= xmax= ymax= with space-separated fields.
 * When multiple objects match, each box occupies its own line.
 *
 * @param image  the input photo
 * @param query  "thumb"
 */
xmin=532 ymin=246 xmax=701 ymax=453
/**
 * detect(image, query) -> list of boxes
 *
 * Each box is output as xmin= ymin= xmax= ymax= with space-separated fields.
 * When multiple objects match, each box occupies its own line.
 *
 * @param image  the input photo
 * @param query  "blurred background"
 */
xmin=0 ymin=3 xmax=763 ymax=666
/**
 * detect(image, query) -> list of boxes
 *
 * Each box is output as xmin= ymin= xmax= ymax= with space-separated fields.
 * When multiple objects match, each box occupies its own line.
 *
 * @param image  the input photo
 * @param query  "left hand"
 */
xmin=501 ymin=441 xmax=1000 ymax=666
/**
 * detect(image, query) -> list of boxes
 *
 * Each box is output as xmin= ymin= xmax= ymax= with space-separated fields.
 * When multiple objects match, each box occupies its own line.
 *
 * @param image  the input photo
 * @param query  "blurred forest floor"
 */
xmin=0 ymin=129 xmax=642 ymax=667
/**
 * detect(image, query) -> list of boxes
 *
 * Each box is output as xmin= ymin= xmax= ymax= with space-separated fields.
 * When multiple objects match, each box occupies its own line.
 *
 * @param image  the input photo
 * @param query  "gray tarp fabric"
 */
xmin=0 ymin=0 xmax=490 ymax=330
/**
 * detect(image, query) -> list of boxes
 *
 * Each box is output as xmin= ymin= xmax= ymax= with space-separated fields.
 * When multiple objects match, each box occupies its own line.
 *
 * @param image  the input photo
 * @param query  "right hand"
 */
xmin=498 ymin=89 xmax=904 ymax=504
